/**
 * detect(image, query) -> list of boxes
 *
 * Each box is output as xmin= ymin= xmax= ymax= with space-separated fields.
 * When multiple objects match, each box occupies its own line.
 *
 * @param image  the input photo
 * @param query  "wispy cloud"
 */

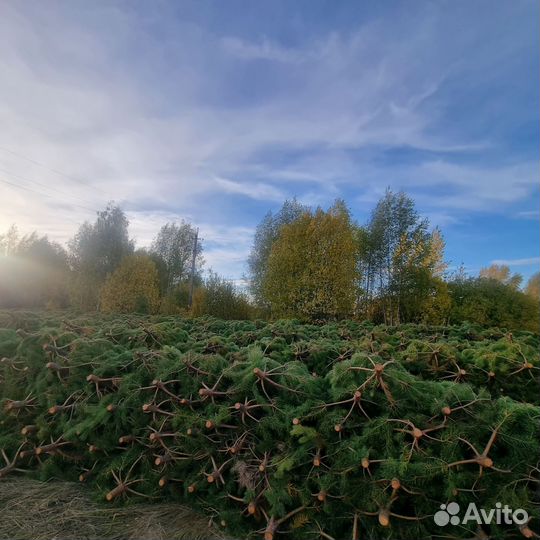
xmin=491 ymin=257 xmax=540 ymax=267
xmin=213 ymin=178 xmax=285 ymax=201
xmin=516 ymin=210 xmax=539 ymax=220
xmin=221 ymin=36 xmax=308 ymax=63
xmin=118 ymin=210 xmax=255 ymax=279
xmin=408 ymin=161 xmax=538 ymax=211
xmin=0 ymin=0 xmax=536 ymax=279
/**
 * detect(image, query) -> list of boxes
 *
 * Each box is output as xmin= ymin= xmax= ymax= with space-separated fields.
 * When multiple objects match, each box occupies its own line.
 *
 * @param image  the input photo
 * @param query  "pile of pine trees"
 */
xmin=0 ymin=312 xmax=538 ymax=539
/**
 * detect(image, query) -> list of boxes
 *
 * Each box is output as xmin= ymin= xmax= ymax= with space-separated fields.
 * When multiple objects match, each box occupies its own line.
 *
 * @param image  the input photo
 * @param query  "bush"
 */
xmin=448 ymin=276 xmax=539 ymax=332
xmin=100 ymin=254 xmax=160 ymax=314
xmin=192 ymin=271 xmax=253 ymax=320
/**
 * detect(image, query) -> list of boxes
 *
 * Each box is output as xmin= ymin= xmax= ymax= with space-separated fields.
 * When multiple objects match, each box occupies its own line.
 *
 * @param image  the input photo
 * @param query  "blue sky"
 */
xmin=0 ymin=0 xmax=538 ymax=284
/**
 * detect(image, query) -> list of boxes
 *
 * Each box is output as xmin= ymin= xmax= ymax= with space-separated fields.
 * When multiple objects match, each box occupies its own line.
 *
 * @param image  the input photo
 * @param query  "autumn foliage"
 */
xmin=263 ymin=201 xmax=358 ymax=320
xmin=100 ymin=254 xmax=160 ymax=314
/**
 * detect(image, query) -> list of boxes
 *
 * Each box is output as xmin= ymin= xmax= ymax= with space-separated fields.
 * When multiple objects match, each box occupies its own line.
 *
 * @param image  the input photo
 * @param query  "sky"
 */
xmin=0 ymin=0 xmax=538 ymax=284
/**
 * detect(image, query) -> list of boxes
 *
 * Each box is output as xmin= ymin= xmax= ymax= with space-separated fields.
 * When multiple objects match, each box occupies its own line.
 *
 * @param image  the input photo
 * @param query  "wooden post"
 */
xmin=188 ymin=228 xmax=198 ymax=308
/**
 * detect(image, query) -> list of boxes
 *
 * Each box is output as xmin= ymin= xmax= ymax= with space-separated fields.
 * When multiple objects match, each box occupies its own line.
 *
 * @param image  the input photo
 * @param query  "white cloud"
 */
xmin=198 ymin=224 xmax=255 ymax=280
xmin=213 ymin=178 xmax=285 ymax=201
xmin=347 ymin=159 xmax=538 ymax=215
xmin=0 ymin=1 xmax=536 ymax=278
xmin=491 ymin=257 xmax=540 ymax=267
xmin=221 ymin=36 xmax=308 ymax=63
xmin=126 ymin=212 xmax=254 ymax=279
xmin=421 ymin=211 xmax=461 ymax=228
xmin=408 ymin=161 xmax=538 ymax=210
xmin=516 ymin=210 xmax=539 ymax=220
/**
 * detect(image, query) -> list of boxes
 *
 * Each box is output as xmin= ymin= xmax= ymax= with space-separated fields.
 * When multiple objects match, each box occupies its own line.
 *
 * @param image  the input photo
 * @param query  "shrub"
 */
xmin=100 ymin=254 xmax=160 ymax=314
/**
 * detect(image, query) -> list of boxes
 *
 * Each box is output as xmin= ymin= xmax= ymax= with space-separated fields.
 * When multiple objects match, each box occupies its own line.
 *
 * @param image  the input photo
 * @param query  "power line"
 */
xmin=0 ymin=166 xmax=101 ymax=210
xmin=0 ymin=176 xmax=98 ymax=213
xmin=0 ymin=181 xmax=252 ymax=279
xmin=0 ymin=145 xmax=108 ymax=194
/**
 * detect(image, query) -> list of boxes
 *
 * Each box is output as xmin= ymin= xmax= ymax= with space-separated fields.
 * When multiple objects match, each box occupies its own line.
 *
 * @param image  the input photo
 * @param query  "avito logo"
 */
xmin=434 ymin=502 xmax=529 ymax=526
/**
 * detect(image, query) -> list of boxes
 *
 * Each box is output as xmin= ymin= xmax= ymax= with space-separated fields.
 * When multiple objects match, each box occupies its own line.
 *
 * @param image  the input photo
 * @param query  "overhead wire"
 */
xmin=0 ymin=145 xmax=108 ymax=194
xmin=0 ymin=166 xmax=101 ymax=211
xmin=0 ymin=176 xmax=98 ymax=214
xmin=0 ymin=147 xmax=232 ymax=263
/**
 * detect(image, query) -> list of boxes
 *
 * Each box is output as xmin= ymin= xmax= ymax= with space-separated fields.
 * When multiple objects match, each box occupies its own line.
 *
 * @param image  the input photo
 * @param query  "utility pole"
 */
xmin=188 ymin=228 xmax=199 ymax=309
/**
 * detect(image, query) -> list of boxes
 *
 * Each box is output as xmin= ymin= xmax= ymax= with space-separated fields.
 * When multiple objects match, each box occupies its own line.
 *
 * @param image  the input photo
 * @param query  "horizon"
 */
xmin=0 ymin=0 xmax=538 ymax=283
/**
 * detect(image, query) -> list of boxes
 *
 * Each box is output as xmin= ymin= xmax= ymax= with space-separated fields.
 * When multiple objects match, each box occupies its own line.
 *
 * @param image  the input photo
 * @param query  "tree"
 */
xmin=358 ymin=189 xmax=446 ymax=324
xmin=424 ymin=227 xmax=447 ymax=277
xmin=263 ymin=200 xmax=358 ymax=320
xmin=150 ymin=222 xmax=203 ymax=293
xmin=390 ymin=226 xmax=448 ymax=323
xmin=419 ymin=276 xmax=452 ymax=324
xmin=447 ymin=275 xmax=539 ymax=332
xmin=525 ymin=271 xmax=540 ymax=301
xmin=248 ymin=199 xmax=308 ymax=309
xmin=479 ymin=264 xmax=522 ymax=289
xmin=100 ymin=254 xmax=160 ymax=314
xmin=0 ymin=230 xmax=70 ymax=308
xmin=192 ymin=271 xmax=253 ymax=319
xmin=144 ymin=251 xmax=169 ymax=296
xmin=16 ymin=233 xmax=70 ymax=308
xmin=0 ymin=224 xmax=20 ymax=256
xmin=68 ymin=203 xmax=134 ymax=309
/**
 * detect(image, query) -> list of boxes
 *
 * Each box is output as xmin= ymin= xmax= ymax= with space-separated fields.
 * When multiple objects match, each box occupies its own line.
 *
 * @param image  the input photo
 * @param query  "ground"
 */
xmin=0 ymin=477 xmax=227 ymax=540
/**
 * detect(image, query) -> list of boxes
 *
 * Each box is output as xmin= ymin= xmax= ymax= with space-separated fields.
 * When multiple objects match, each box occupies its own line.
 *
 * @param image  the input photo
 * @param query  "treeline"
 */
xmin=0 ymin=191 xmax=538 ymax=330
xmin=247 ymin=190 xmax=539 ymax=331
xmin=0 ymin=204 xmax=251 ymax=319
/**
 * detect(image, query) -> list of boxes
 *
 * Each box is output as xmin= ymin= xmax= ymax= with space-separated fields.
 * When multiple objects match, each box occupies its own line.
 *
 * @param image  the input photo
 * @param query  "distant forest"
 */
xmin=0 ymin=189 xmax=538 ymax=331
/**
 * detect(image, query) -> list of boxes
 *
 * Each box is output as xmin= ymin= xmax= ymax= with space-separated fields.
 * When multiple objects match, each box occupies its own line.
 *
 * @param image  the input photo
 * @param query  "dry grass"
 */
xmin=0 ymin=478 xmax=230 ymax=540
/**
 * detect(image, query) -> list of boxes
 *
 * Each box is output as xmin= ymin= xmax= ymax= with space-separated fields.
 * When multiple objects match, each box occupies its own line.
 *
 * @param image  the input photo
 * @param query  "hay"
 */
xmin=0 ymin=478 xmax=228 ymax=540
